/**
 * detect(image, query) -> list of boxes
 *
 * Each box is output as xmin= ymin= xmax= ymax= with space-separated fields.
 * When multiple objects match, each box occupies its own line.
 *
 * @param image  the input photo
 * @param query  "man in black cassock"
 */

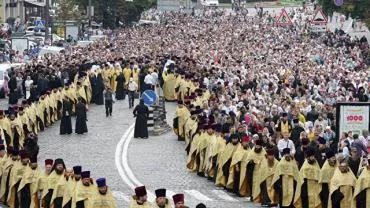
xmin=348 ymin=147 xmax=361 ymax=176
xmin=315 ymin=137 xmax=329 ymax=167
xmin=75 ymin=98 xmax=88 ymax=135
xmin=290 ymin=119 xmax=305 ymax=146
xmin=295 ymin=137 xmax=310 ymax=169
xmin=115 ymin=72 xmax=125 ymax=100
xmin=60 ymin=97 xmax=72 ymax=135
xmin=133 ymin=99 xmax=149 ymax=138
xmin=94 ymin=74 xmax=104 ymax=105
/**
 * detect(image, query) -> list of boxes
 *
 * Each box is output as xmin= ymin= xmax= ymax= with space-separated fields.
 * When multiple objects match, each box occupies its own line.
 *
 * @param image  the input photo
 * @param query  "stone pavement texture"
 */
xmin=0 ymin=97 xmax=258 ymax=207
xmin=128 ymin=102 xmax=258 ymax=207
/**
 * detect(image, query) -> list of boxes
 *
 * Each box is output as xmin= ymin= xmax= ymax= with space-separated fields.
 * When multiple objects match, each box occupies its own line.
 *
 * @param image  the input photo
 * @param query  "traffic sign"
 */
xmin=35 ymin=20 xmax=45 ymax=30
xmin=311 ymin=7 xmax=328 ymax=25
xmin=275 ymin=9 xmax=293 ymax=26
xmin=334 ymin=0 xmax=343 ymax=7
xmin=142 ymin=90 xmax=157 ymax=106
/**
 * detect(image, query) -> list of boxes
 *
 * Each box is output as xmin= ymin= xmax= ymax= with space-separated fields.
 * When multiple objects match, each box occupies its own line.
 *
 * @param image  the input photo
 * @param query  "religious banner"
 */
xmin=339 ymin=105 xmax=370 ymax=136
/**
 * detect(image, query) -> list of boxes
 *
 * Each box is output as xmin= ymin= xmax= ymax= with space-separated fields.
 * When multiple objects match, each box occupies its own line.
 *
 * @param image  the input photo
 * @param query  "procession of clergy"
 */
xmin=170 ymin=80 xmax=370 ymax=208
xmin=0 ymin=73 xmax=117 ymax=208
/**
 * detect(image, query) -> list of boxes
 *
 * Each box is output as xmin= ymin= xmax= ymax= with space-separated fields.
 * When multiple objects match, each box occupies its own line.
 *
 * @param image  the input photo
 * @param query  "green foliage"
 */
xmin=320 ymin=0 xmax=370 ymax=25
xmin=73 ymin=0 xmax=156 ymax=28
xmin=318 ymin=0 xmax=334 ymax=17
xmin=56 ymin=0 xmax=81 ymax=21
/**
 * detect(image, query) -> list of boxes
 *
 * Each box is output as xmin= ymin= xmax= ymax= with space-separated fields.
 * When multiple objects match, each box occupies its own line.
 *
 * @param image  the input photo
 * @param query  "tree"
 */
xmin=320 ymin=0 xmax=370 ymax=26
xmin=56 ymin=0 xmax=81 ymax=21
xmin=74 ymin=0 xmax=157 ymax=28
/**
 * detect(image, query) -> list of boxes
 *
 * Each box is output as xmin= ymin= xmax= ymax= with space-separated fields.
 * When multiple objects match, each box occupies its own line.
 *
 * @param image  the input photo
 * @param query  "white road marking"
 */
xmin=115 ymin=119 xmax=246 ymax=204
xmin=211 ymin=190 xmax=237 ymax=201
xmin=116 ymin=124 xmax=156 ymax=202
xmin=114 ymin=124 xmax=136 ymax=189
xmin=112 ymin=191 xmax=130 ymax=202
xmin=122 ymin=126 xmax=142 ymax=186
xmin=185 ymin=190 xmax=213 ymax=201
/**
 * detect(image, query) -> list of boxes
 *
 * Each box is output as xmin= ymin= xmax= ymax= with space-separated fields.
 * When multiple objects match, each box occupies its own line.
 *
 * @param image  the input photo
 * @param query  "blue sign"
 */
xmin=35 ymin=20 xmax=45 ymax=30
xmin=334 ymin=0 xmax=343 ymax=6
xmin=142 ymin=90 xmax=157 ymax=106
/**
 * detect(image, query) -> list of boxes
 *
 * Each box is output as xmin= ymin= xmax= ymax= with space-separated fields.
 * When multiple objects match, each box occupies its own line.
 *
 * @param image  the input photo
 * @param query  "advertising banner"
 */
xmin=339 ymin=105 xmax=370 ymax=136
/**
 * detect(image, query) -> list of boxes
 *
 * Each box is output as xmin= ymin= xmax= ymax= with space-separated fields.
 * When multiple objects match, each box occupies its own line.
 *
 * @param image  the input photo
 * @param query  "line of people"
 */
xmin=0 ymin=68 xmax=118 ymax=207
xmin=174 ymin=96 xmax=370 ymax=208
xmin=0 ymin=152 xmax=116 ymax=208
xmin=128 ymin=185 xmax=206 ymax=208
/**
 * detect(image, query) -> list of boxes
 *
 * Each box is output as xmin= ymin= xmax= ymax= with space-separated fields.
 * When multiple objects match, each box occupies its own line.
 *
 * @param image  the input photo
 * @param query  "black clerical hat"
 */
xmin=282 ymin=148 xmax=290 ymax=156
xmin=305 ymin=147 xmax=316 ymax=157
xmin=155 ymin=188 xmax=166 ymax=198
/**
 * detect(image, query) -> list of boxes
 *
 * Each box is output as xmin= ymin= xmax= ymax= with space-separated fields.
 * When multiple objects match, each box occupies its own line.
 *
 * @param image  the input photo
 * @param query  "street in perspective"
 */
xmin=0 ymin=0 xmax=370 ymax=208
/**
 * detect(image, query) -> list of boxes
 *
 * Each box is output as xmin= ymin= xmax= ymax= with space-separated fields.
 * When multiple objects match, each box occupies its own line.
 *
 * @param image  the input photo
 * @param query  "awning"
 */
xmin=24 ymin=0 xmax=46 ymax=7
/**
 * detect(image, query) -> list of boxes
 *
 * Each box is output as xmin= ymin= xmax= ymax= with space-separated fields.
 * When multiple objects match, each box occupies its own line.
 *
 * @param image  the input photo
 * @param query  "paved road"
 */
xmin=128 ymin=102 xmax=258 ymax=207
xmin=0 ymin=97 xmax=258 ymax=207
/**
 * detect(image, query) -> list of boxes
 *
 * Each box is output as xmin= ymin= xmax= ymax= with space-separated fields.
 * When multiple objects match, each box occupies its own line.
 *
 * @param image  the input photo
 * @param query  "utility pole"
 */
xmin=45 ymin=0 xmax=50 ymax=44
xmin=88 ymin=0 xmax=92 ymax=28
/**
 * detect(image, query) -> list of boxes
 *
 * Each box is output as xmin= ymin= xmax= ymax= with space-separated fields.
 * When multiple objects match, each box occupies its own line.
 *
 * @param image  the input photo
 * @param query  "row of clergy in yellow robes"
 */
xmin=0 ymin=75 xmax=92 ymax=149
xmin=96 ymin=65 xmax=140 ymax=92
xmin=184 ymin=125 xmax=370 ymax=208
xmin=162 ymin=71 xmax=204 ymax=102
xmin=0 ymin=153 xmax=116 ymax=208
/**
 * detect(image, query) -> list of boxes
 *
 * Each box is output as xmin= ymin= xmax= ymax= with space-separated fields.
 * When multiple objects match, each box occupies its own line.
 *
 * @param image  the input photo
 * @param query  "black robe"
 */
xmin=115 ymin=74 xmax=125 ymax=100
xmin=295 ymin=147 xmax=306 ymax=169
xmin=273 ymin=175 xmax=298 ymax=208
xmin=75 ymin=102 xmax=88 ymax=134
xmin=133 ymin=104 xmax=149 ymax=138
xmin=76 ymin=200 xmax=85 ymax=208
xmin=54 ymin=197 xmax=63 ymax=208
xmin=44 ymin=189 xmax=53 ymax=208
xmin=222 ymin=158 xmax=232 ymax=186
xmin=232 ymin=161 xmax=241 ymax=195
xmin=301 ymin=178 xmax=309 ymax=208
xmin=139 ymin=73 xmax=146 ymax=94
xmin=331 ymin=188 xmax=344 ymax=208
xmin=355 ymin=189 xmax=367 ymax=208
xmin=60 ymin=100 xmax=72 ymax=135
xmin=320 ymin=183 xmax=329 ymax=208
xmin=20 ymin=183 xmax=31 ymax=208
xmin=94 ymin=75 xmax=104 ymax=105
xmin=348 ymin=157 xmax=360 ymax=176
xmin=246 ymin=160 xmax=255 ymax=198
xmin=8 ymin=92 xmax=18 ymax=105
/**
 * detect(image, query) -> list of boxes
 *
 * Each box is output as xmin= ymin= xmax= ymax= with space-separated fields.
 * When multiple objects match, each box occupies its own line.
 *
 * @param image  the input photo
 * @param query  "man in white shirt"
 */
xmin=144 ymin=72 xmax=154 ymax=90
xmin=277 ymin=133 xmax=296 ymax=158
xmin=128 ymin=78 xmax=138 ymax=108
xmin=151 ymin=70 xmax=158 ymax=87
xmin=24 ymin=76 xmax=33 ymax=99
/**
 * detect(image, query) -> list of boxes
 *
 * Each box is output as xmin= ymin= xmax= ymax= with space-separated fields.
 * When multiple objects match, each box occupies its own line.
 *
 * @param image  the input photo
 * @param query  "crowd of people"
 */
xmin=164 ymin=7 xmax=370 ymax=208
xmin=0 ymin=3 xmax=369 ymax=208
